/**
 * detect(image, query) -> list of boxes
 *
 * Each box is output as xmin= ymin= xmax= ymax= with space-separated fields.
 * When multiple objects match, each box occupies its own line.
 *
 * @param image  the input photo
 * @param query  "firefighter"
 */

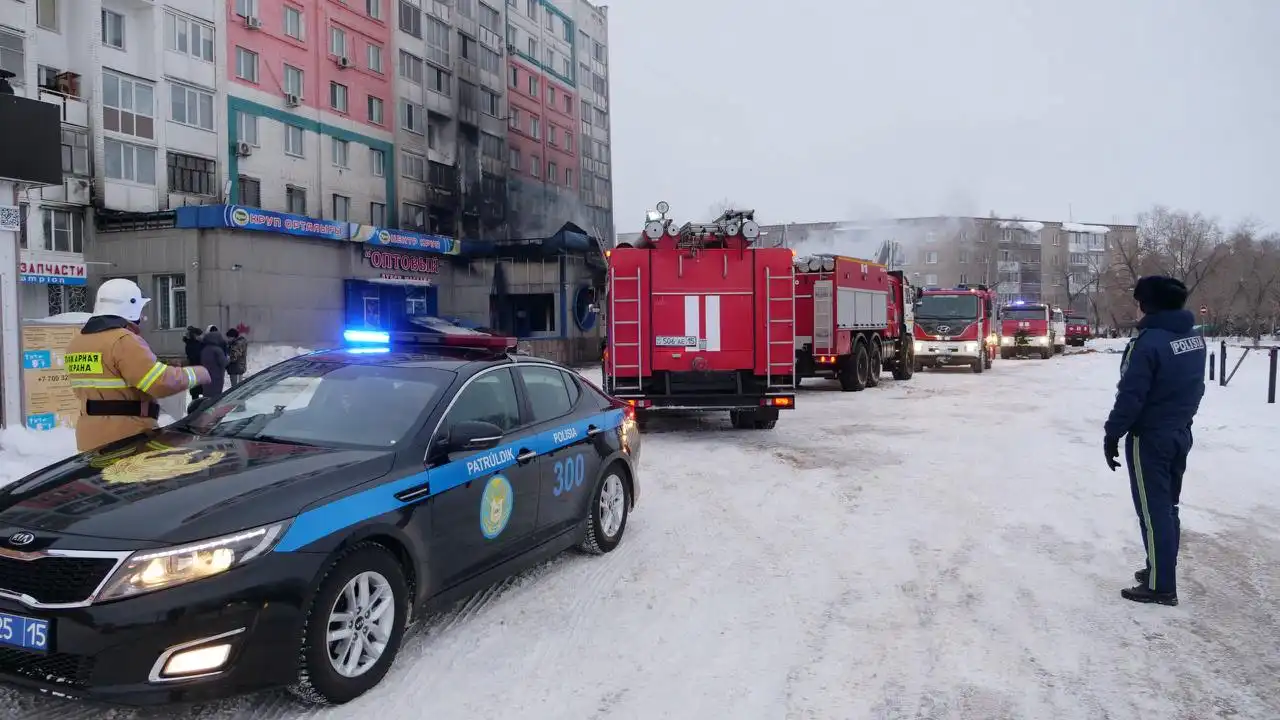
xmin=67 ymin=278 xmax=211 ymax=453
xmin=1103 ymin=275 xmax=1205 ymax=606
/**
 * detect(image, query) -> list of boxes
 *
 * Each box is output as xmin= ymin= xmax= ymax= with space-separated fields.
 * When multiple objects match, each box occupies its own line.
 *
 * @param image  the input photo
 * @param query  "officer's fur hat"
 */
xmin=1133 ymin=275 xmax=1189 ymax=313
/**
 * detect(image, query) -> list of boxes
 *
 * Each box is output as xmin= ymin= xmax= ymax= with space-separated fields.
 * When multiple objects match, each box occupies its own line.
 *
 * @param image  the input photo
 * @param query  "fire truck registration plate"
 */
xmin=655 ymin=336 xmax=698 ymax=347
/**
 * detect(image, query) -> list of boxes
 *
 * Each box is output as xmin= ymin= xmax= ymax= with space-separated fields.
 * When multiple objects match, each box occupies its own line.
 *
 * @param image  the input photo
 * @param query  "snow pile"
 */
xmin=247 ymin=343 xmax=313 ymax=374
xmin=0 ymin=426 xmax=74 ymax=489
xmin=998 ymin=219 xmax=1045 ymax=233
xmin=1062 ymin=222 xmax=1111 ymax=234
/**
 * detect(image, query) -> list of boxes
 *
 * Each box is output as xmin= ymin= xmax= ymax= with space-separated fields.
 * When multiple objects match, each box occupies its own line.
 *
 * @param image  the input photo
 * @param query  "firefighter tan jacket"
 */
xmin=67 ymin=316 xmax=210 ymax=452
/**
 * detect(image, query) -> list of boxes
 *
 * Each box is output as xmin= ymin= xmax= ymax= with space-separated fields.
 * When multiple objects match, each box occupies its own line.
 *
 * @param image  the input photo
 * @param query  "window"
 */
xmin=401 ymin=202 xmax=426 ymax=230
xmin=101 ymin=10 xmax=125 ymax=49
xmin=925 ymin=251 xmax=938 ymax=264
xmin=401 ymin=100 xmax=423 ymax=133
xmin=367 ymin=43 xmax=384 ymax=72
xmin=367 ymin=0 xmax=383 ymax=21
xmin=547 ymin=124 xmax=557 ymax=146
xmin=285 ymin=125 xmax=305 ymax=157
xmin=925 ymin=274 xmax=938 ymax=287
xmin=443 ymin=368 xmax=520 ymax=433
xmin=547 ymin=161 xmax=558 ymax=182
xmin=959 ymin=250 xmax=969 ymax=264
xmin=48 ymin=285 xmax=89 ymax=316
xmin=42 ymin=209 xmax=84 ymax=253
xmin=526 ymin=37 xmax=537 ymax=60
xmin=509 ymin=147 xmax=520 ymax=171
xmin=284 ymin=6 xmax=304 ymax=40
xmin=581 ymin=99 xmax=591 ymax=125
xmin=154 ymin=275 xmax=187 ymax=330
xmin=61 ymin=128 xmax=89 ymax=175
xmin=370 ymin=202 xmax=386 ymax=225
xmin=564 ymin=167 xmax=572 ymax=187
xmin=0 ymin=29 xmax=22 ymax=83
xmin=480 ymin=88 xmax=499 ymax=116
xmin=238 ymin=176 xmax=261 ymax=206
xmin=594 ymin=107 xmax=608 ymax=129
xmin=331 ymin=137 xmax=349 ymax=167
xmin=330 ymin=26 xmax=348 ymax=58
xmin=529 ymin=116 xmax=540 ymax=139
xmin=167 ymin=152 xmax=217 ymax=196
xmin=456 ymin=0 xmax=475 ymax=19
xmin=37 ymin=0 xmax=58 ymax=31
xmin=563 ymin=133 xmax=572 ymax=152
xmin=479 ymin=46 xmax=500 ymax=74
xmin=166 ymin=13 xmax=216 ymax=62
xmin=399 ymin=51 xmax=423 ymax=84
xmin=519 ymin=366 xmax=574 ymax=421
xmin=525 ymin=0 xmax=537 ymax=20
xmin=429 ymin=67 xmax=450 ymax=96
xmin=543 ymin=11 xmax=553 ymax=31
xmin=480 ymin=131 xmax=503 ymax=159
xmin=399 ymin=0 xmax=422 ymax=37
xmin=286 ymin=185 xmax=307 ymax=214
xmin=284 ymin=64 xmax=304 ymax=96
xmin=332 ymin=194 xmax=350 ymax=221
xmin=511 ymin=293 xmax=555 ymax=332
xmin=459 ymin=35 xmax=475 ymax=63
xmin=401 ymin=151 xmax=426 ymax=181
xmin=426 ymin=17 xmax=450 ymax=55
xmin=235 ymin=47 xmax=259 ymax=82
xmin=234 ymin=0 xmax=259 ymax=18
xmin=371 ymin=148 xmax=385 ymax=176
xmin=170 ymin=83 xmax=215 ymax=131
xmin=509 ymin=65 xmax=518 ymax=88
xmin=480 ymin=3 xmax=500 ymax=31
xmin=547 ymin=86 xmax=557 ymax=107
xmin=508 ymin=107 xmax=520 ymax=130
xmin=562 ymin=57 xmax=571 ymax=77
xmin=592 ymin=72 xmax=606 ymax=96
xmin=593 ymin=40 xmax=606 ymax=62
xmin=330 ymin=82 xmax=348 ymax=112
xmin=104 ymin=139 xmax=156 ymax=185
xmin=368 ymin=96 xmax=385 ymax=124
xmin=237 ymin=111 xmax=259 ymax=146
xmin=530 ymin=155 xmax=540 ymax=178
xmin=102 ymin=73 xmax=155 ymax=139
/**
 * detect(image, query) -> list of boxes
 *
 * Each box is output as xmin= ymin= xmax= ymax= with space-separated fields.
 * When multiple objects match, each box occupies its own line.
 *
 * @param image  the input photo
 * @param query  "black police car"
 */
xmin=0 ymin=329 xmax=641 ymax=706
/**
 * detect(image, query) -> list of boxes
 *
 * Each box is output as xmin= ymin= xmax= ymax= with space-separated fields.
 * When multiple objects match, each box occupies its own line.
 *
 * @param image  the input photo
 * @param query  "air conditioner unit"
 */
xmin=245 ymin=15 xmax=262 ymax=29
xmin=338 ymin=56 xmax=352 ymax=69
xmin=284 ymin=93 xmax=300 ymax=107
xmin=235 ymin=141 xmax=253 ymax=157
xmin=64 ymin=178 xmax=91 ymax=204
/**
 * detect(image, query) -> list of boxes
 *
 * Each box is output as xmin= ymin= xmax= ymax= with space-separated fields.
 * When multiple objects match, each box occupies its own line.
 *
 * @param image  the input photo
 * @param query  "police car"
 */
xmin=0 ymin=328 xmax=641 ymax=706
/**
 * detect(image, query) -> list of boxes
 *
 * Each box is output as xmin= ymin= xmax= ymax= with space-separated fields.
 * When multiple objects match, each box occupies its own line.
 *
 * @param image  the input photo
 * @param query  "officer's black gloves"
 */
xmin=1103 ymin=436 xmax=1121 ymax=472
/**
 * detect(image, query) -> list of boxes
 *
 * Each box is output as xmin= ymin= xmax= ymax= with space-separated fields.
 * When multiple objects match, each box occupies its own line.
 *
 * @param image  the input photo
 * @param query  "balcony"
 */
xmin=426 ymin=0 xmax=449 ymax=22
xmin=480 ymin=156 xmax=505 ymax=175
xmin=426 ymin=45 xmax=451 ymax=70
xmin=425 ymin=91 xmax=453 ymax=116
xmin=479 ymin=27 xmax=502 ymax=51
xmin=455 ymin=15 xmax=478 ymax=38
xmin=997 ymin=261 xmax=1020 ymax=272
xmin=456 ymin=59 xmax=479 ymax=85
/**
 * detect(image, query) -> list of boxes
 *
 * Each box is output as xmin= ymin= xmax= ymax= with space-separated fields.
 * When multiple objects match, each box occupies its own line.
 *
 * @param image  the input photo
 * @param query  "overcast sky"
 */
xmin=606 ymin=0 xmax=1278 ymax=232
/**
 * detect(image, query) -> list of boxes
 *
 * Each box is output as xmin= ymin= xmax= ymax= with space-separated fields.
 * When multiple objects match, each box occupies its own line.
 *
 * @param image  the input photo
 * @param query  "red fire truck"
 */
xmin=604 ymin=203 xmax=797 ymax=429
xmin=792 ymin=254 xmax=916 ymax=390
xmin=1065 ymin=312 xmax=1091 ymax=346
xmin=998 ymin=301 xmax=1056 ymax=359
xmin=912 ymin=284 xmax=1000 ymax=373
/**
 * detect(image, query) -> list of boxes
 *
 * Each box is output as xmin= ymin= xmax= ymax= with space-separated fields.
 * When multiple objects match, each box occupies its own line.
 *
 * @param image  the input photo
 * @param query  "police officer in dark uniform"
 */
xmin=1104 ymin=276 xmax=1206 ymax=606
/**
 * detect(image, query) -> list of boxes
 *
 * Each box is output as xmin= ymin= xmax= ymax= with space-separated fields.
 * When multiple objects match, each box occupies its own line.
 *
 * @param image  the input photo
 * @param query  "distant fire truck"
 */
xmin=604 ymin=203 xmax=797 ymax=429
xmin=1050 ymin=306 xmax=1067 ymax=354
xmin=999 ymin=301 xmax=1056 ymax=359
xmin=1065 ymin=312 xmax=1091 ymax=346
xmin=912 ymin=284 xmax=1000 ymax=373
xmin=792 ymin=254 xmax=916 ymax=390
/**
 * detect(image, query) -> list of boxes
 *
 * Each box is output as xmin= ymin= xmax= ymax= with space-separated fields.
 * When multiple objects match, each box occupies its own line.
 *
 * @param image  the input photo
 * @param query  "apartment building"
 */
xmin=505 ymin=0 xmax=611 ymax=240
xmin=227 ymin=0 xmax=394 ymax=226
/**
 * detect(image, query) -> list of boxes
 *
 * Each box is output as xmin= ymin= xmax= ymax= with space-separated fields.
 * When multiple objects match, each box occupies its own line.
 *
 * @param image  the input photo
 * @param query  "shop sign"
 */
xmin=20 ymin=254 xmax=87 ymax=286
xmin=223 ymin=205 xmax=347 ymax=241
xmin=364 ymin=247 xmax=441 ymax=276
xmin=355 ymin=225 xmax=459 ymax=255
xmin=175 ymin=206 xmax=463 ymax=256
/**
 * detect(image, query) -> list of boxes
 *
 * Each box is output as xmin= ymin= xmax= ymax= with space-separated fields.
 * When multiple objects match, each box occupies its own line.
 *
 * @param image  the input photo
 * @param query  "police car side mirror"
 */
xmin=447 ymin=420 xmax=504 ymax=454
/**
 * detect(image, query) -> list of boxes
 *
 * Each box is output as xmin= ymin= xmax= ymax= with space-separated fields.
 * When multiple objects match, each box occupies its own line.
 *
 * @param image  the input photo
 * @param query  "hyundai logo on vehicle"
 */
xmin=7 ymin=531 xmax=34 ymax=547
xmin=937 ymin=325 xmax=951 ymax=334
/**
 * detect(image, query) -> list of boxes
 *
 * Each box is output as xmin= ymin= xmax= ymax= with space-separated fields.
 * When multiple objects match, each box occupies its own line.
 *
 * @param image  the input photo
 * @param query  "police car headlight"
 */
xmin=98 ymin=521 xmax=290 ymax=601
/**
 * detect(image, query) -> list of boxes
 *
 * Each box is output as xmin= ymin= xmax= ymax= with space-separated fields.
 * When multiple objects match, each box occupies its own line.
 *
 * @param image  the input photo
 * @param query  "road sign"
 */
xmin=1200 ymin=305 xmax=1208 ymax=315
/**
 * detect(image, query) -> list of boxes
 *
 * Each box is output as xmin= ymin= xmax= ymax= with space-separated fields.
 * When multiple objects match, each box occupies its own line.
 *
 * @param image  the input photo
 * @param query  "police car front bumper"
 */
xmin=914 ymin=340 xmax=981 ymax=363
xmin=0 ymin=551 xmax=326 ymax=706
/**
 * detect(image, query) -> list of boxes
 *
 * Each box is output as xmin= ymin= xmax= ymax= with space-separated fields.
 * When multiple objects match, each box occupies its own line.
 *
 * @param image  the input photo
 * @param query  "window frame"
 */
xmin=170 ymin=82 xmax=216 ymax=132
xmin=284 ymin=124 xmax=306 ymax=157
xmin=102 ymin=72 xmax=156 ymax=140
xmin=42 ymin=208 xmax=84 ymax=254
xmin=515 ymin=364 xmax=577 ymax=424
xmin=103 ymin=138 xmax=157 ymax=186
xmin=154 ymin=273 xmax=188 ymax=331
xmin=101 ymin=9 xmax=125 ymax=49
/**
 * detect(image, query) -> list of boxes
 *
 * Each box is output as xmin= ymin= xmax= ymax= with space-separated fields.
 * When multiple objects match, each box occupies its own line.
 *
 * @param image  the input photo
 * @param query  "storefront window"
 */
xmin=155 ymin=274 xmax=187 ymax=329
xmin=47 ymin=285 xmax=89 ymax=316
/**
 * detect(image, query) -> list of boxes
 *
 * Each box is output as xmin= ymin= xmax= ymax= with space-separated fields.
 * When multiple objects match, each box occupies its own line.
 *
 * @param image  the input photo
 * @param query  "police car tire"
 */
xmin=579 ymin=464 xmax=631 ymax=555
xmin=289 ymin=543 xmax=410 ymax=706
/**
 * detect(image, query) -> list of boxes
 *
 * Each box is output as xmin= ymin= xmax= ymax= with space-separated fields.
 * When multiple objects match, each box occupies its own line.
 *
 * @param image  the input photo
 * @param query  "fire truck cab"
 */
xmin=1065 ymin=313 xmax=1091 ymax=346
xmin=998 ymin=301 xmax=1056 ymax=359
xmin=792 ymin=254 xmax=916 ymax=390
xmin=604 ymin=203 xmax=797 ymax=429
xmin=912 ymin=284 xmax=999 ymax=373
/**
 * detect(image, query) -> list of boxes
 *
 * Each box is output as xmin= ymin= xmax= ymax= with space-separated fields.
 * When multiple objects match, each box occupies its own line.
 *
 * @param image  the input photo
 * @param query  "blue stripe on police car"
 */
xmin=273 ymin=408 xmax=627 ymax=552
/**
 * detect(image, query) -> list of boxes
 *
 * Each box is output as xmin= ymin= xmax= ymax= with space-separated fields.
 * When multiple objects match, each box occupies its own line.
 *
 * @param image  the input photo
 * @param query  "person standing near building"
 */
xmin=183 ymin=325 xmax=204 ymax=403
xmin=199 ymin=325 xmax=229 ymax=400
xmin=1103 ymin=275 xmax=1206 ymax=606
xmin=225 ymin=328 xmax=248 ymax=387
xmin=67 ymin=279 xmax=209 ymax=452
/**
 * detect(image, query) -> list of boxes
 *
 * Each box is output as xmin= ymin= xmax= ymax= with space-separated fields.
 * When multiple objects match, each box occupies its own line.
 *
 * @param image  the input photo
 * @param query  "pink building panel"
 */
xmin=507 ymin=59 xmax=576 ymax=189
xmin=227 ymin=0 xmax=393 ymax=130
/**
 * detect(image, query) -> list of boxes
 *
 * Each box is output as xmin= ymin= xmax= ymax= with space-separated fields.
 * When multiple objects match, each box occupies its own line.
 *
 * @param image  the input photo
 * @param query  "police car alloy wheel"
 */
xmin=580 ymin=466 xmax=631 ymax=555
xmin=290 ymin=543 xmax=410 ymax=705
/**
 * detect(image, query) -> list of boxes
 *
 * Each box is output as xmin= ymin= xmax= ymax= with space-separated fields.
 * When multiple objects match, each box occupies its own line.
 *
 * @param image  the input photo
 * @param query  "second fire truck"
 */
xmin=912 ymin=284 xmax=1000 ymax=373
xmin=999 ymin=301 xmax=1058 ymax=359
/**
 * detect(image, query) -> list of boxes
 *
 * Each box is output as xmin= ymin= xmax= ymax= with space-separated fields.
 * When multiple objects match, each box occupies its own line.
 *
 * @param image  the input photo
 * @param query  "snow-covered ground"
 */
xmin=1 ymin=341 xmax=1277 ymax=719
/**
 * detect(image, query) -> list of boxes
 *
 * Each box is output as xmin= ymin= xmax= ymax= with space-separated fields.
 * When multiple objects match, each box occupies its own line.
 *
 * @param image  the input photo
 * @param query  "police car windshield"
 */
xmin=1002 ymin=308 xmax=1047 ymax=320
xmin=183 ymin=361 xmax=450 ymax=449
xmin=916 ymin=294 xmax=980 ymax=320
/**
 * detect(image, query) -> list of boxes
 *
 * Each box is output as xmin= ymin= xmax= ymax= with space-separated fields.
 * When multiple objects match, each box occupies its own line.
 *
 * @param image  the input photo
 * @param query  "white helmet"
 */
xmin=92 ymin=278 xmax=150 ymax=322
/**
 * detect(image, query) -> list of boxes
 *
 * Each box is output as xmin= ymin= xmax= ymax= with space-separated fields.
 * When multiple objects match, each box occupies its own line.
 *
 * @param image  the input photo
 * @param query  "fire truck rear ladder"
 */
xmin=764 ymin=266 xmax=796 ymax=390
xmin=608 ymin=268 xmax=644 ymax=393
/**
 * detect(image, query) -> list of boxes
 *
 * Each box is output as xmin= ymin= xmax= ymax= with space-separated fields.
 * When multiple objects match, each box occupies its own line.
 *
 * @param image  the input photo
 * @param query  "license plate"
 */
xmin=0 ymin=611 xmax=50 ymax=652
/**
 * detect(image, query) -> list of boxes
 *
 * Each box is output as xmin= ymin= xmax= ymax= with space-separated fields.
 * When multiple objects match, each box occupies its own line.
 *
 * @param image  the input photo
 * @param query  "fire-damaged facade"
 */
xmin=86 ymin=206 xmax=606 ymax=365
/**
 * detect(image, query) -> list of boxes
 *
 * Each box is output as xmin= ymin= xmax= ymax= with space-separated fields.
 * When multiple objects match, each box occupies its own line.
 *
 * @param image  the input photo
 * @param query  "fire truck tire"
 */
xmin=1040 ymin=348 xmax=1052 ymax=360
xmin=894 ymin=347 xmax=916 ymax=381
xmin=971 ymin=350 xmax=985 ymax=374
xmin=867 ymin=343 xmax=882 ymax=387
xmin=984 ymin=349 xmax=994 ymax=369
xmin=840 ymin=341 xmax=871 ymax=392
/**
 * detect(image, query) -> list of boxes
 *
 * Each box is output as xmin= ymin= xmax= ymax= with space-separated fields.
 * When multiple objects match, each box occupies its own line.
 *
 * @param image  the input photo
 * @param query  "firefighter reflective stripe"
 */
xmin=684 ymin=295 xmax=701 ymax=352
xmin=137 ymin=363 xmax=199 ymax=392
xmin=70 ymin=377 xmax=129 ymax=389
xmin=705 ymin=295 xmax=721 ymax=351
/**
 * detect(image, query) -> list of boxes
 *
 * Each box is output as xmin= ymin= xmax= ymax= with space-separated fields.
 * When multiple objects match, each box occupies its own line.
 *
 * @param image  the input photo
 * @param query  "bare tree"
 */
xmin=1136 ymin=206 xmax=1228 ymax=294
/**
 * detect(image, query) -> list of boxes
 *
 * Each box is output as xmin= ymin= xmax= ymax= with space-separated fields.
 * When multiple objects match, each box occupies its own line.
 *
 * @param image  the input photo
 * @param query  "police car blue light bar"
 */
xmin=343 ymin=329 xmax=391 ymax=345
